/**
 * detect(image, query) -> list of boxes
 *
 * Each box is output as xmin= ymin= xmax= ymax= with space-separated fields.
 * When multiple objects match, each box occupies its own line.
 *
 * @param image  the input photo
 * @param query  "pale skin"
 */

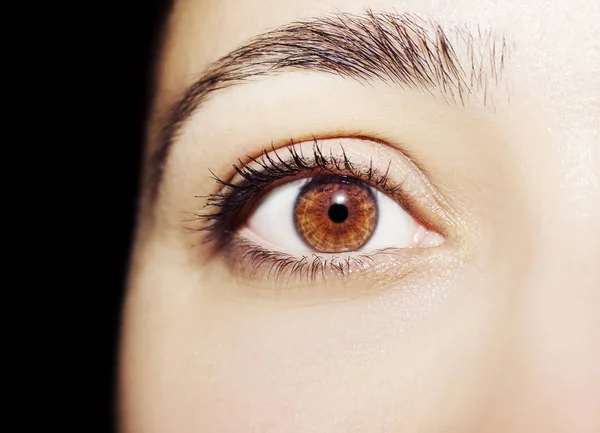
xmin=120 ymin=0 xmax=600 ymax=432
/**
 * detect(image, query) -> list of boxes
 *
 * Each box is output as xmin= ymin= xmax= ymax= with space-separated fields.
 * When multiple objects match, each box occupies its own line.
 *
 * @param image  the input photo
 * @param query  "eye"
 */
xmin=242 ymin=174 xmax=444 ymax=255
xmin=197 ymin=138 xmax=449 ymax=283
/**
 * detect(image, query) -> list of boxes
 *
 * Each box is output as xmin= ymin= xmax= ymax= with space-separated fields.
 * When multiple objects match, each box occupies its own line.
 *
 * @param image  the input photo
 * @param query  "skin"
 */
xmin=120 ymin=0 xmax=600 ymax=432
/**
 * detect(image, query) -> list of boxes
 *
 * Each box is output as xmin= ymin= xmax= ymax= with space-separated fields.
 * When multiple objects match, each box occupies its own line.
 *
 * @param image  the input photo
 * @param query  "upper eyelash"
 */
xmin=193 ymin=139 xmax=416 ymax=246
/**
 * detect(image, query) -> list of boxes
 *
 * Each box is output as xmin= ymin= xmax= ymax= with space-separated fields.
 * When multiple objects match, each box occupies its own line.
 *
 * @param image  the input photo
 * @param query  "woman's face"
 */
xmin=120 ymin=0 xmax=599 ymax=431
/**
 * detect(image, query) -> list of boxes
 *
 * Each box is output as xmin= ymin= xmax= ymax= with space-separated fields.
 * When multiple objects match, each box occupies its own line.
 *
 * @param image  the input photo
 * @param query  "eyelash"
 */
xmin=192 ymin=139 xmax=425 ymax=282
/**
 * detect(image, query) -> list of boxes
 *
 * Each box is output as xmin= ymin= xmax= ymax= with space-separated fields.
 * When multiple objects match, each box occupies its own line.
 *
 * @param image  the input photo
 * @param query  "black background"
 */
xmin=99 ymin=0 xmax=172 ymax=430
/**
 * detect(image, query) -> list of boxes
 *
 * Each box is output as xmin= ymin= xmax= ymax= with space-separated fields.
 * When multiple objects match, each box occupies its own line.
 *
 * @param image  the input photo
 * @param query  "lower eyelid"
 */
xmin=219 ymin=234 xmax=442 ymax=287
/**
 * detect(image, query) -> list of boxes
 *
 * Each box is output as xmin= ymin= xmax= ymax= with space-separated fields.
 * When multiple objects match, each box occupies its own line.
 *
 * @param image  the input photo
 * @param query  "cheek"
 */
xmin=121 ymin=259 xmax=515 ymax=433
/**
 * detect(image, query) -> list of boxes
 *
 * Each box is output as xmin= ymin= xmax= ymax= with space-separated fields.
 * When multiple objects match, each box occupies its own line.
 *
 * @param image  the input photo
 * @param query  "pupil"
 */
xmin=328 ymin=204 xmax=349 ymax=223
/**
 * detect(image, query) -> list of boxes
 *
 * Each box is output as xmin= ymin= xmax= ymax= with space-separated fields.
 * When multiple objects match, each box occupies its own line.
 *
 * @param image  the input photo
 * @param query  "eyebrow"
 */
xmin=147 ymin=10 xmax=508 ymax=199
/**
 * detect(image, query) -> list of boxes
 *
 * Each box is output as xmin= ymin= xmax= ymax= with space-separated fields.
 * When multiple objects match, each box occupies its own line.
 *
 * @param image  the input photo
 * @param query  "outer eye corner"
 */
xmin=411 ymin=224 xmax=446 ymax=249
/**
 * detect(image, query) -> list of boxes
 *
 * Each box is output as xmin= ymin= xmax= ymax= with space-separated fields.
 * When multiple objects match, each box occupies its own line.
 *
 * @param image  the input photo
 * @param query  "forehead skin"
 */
xmin=154 ymin=0 xmax=598 ymax=140
xmin=122 ymin=0 xmax=600 ymax=432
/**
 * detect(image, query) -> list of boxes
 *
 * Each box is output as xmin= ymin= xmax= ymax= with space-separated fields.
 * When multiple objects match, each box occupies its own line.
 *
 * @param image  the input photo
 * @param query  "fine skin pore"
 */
xmin=121 ymin=0 xmax=600 ymax=432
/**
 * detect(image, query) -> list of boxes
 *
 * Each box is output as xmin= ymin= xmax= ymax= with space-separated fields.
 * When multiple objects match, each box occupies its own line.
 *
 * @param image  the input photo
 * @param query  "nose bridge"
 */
xmin=506 ymin=207 xmax=600 ymax=431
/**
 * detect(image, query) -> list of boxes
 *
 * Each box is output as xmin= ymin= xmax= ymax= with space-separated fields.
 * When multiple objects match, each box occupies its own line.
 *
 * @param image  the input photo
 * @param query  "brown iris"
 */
xmin=294 ymin=176 xmax=378 ymax=253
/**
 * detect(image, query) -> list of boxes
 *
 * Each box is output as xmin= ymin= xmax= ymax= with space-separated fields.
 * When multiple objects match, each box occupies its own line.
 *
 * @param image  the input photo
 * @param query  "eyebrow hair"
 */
xmin=147 ymin=10 xmax=508 ymax=199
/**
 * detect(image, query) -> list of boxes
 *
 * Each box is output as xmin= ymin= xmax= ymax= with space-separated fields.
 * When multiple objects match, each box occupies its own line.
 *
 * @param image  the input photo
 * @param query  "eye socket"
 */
xmin=242 ymin=174 xmax=444 ymax=255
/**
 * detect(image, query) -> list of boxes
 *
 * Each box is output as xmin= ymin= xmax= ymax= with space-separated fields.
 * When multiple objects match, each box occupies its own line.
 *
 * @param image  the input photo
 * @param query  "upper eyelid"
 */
xmin=147 ymin=10 xmax=510 ymax=201
xmin=210 ymin=140 xmax=403 ymax=203
xmin=211 ymin=133 xmax=430 ymax=197
xmin=194 ymin=139 xmax=436 ymax=247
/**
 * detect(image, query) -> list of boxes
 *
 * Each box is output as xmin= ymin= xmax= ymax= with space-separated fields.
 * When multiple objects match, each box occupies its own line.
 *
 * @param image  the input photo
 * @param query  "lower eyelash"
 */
xmin=220 ymin=235 xmax=442 ymax=288
xmin=223 ymin=236 xmax=382 ymax=283
xmin=193 ymin=139 xmax=416 ymax=247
